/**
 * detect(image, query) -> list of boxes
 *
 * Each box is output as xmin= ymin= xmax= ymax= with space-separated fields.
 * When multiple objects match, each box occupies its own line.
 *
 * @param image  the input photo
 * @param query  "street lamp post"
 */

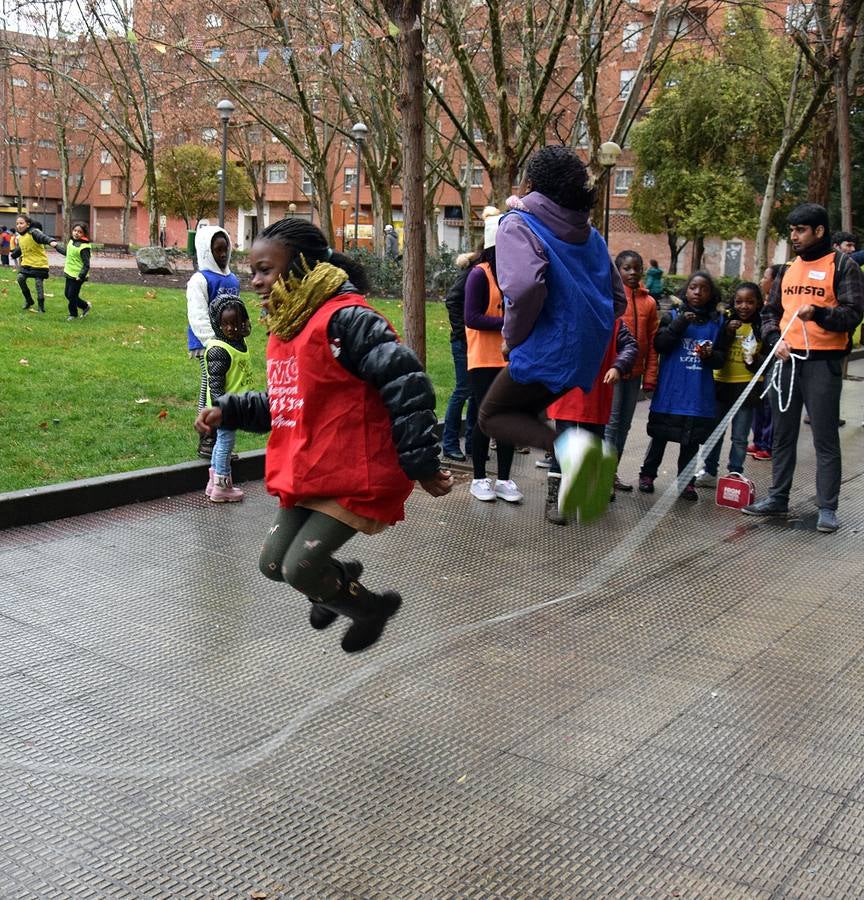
xmin=350 ymin=122 xmax=368 ymax=248
xmin=597 ymin=141 xmax=622 ymax=246
xmin=339 ymin=199 xmax=349 ymax=251
xmin=39 ymin=170 xmax=49 ymax=224
xmin=216 ymin=99 xmax=235 ymax=228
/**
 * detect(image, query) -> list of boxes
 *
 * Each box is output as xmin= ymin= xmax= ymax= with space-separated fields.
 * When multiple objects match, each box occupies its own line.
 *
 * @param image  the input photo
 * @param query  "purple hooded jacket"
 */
xmin=495 ymin=192 xmax=626 ymax=349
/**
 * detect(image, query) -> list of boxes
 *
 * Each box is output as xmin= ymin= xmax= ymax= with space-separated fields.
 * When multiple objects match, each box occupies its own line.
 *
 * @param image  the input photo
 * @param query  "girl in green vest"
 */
xmin=204 ymin=294 xmax=253 ymax=502
xmin=54 ymin=222 xmax=93 ymax=320
xmin=11 ymin=214 xmax=57 ymax=313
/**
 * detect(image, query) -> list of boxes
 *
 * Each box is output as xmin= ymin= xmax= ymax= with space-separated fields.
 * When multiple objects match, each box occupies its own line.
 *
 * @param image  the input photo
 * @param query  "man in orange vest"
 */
xmin=743 ymin=203 xmax=864 ymax=532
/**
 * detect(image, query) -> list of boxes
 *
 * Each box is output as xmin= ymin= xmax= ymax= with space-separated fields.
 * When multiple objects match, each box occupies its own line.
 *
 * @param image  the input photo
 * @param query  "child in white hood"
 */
xmin=186 ymin=226 xmax=240 ymax=458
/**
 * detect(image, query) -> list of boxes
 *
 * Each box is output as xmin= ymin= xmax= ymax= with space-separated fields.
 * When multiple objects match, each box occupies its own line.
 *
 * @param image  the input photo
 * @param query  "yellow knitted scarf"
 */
xmin=264 ymin=261 xmax=349 ymax=340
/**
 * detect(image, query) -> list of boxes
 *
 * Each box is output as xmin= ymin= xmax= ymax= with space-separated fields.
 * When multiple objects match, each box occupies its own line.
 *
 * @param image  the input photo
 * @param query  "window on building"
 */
xmin=205 ymin=13 xmax=222 ymax=27
xmin=37 ymin=111 xmax=52 ymax=122
xmin=68 ymin=173 xmax=84 ymax=187
xmin=575 ymin=119 xmax=589 ymax=148
xmin=785 ymin=2 xmax=815 ymax=31
xmin=37 ymin=139 xmax=56 ymax=149
xmin=12 ymin=77 xmax=28 ymax=87
xmin=209 ymin=48 xmax=224 ymax=63
xmin=619 ymin=70 xmax=637 ymax=100
xmin=38 ymin=81 xmax=50 ymax=91
xmin=74 ymin=144 xmax=86 ymax=157
xmin=247 ymin=128 xmax=262 ymax=144
xmin=8 ymin=136 xmax=27 ymax=145
xmin=201 ymin=128 xmax=218 ymax=143
xmin=42 ymin=169 xmax=59 ymax=178
xmin=267 ymin=165 xmax=288 ymax=183
xmin=622 ymin=23 xmax=641 ymax=52
xmin=459 ymin=165 xmax=485 ymax=188
xmin=613 ymin=168 xmax=634 ymax=196
xmin=149 ymin=22 xmax=166 ymax=38
xmin=11 ymin=166 xmax=28 ymax=176
xmin=642 ymin=172 xmax=656 ymax=188
xmin=100 ymin=149 xmax=112 ymax=164
xmin=573 ymin=75 xmax=585 ymax=100
xmin=76 ymin=115 xmax=87 ymax=127
xmin=473 ymin=127 xmax=484 ymax=144
xmin=301 ymin=171 xmax=313 ymax=195
xmin=99 ymin=178 xmax=112 ymax=195
xmin=344 ymin=167 xmax=357 ymax=192
xmin=14 ymin=108 xmax=27 ymax=117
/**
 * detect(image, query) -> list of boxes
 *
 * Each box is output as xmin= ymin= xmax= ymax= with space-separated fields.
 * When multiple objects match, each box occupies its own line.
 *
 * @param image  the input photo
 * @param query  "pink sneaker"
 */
xmin=209 ymin=473 xmax=244 ymax=502
xmin=205 ymin=467 xmax=215 ymax=498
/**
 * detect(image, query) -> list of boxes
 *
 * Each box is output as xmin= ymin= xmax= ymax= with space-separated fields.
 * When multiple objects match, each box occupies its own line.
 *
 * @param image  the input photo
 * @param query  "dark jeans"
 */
xmin=64 ymin=276 xmax=89 ymax=317
xmin=259 ymin=506 xmax=356 ymax=601
xmin=442 ymin=337 xmax=477 ymax=455
xmin=767 ymin=357 xmax=842 ymax=510
xmin=640 ymin=438 xmax=700 ymax=484
xmin=604 ymin=377 xmax=643 ymax=461
xmin=17 ymin=268 xmax=48 ymax=306
xmin=751 ymin=395 xmax=773 ymax=451
xmin=702 ymin=394 xmax=754 ymax=476
xmin=478 ymin=366 xmax=560 ymax=452
xmin=468 ymin=366 xmax=514 ymax=480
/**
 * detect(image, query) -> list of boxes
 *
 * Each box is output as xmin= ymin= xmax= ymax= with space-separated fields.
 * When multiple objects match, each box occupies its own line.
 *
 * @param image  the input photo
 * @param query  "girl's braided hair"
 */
xmin=208 ymin=293 xmax=250 ymax=337
xmin=525 ymin=146 xmax=597 ymax=212
xmin=258 ymin=217 xmax=369 ymax=293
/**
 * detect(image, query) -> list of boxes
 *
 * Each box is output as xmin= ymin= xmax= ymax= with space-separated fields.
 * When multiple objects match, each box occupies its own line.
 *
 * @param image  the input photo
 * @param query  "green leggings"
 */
xmin=258 ymin=506 xmax=357 ymax=602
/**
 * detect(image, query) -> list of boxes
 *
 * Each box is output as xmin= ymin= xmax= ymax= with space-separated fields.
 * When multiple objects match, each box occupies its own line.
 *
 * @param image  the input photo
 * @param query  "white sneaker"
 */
xmin=494 ymin=479 xmax=523 ymax=503
xmin=470 ymin=477 xmax=496 ymax=501
xmin=694 ymin=470 xmax=717 ymax=487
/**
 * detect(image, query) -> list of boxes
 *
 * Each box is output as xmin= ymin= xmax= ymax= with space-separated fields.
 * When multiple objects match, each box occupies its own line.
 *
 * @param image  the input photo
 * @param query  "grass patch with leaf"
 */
xmin=3 ymin=267 xmax=454 ymax=491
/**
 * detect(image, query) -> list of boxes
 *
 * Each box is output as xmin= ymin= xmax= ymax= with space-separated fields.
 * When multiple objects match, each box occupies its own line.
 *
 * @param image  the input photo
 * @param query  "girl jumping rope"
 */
xmin=195 ymin=219 xmax=452 ymax=653
xmin=54 ymin=221 xmax=93 ymax=320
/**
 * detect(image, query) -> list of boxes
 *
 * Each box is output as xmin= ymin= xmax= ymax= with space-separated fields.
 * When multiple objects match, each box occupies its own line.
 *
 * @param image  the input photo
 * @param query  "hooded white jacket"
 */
xmin=186 ymin=225 xmax=238 ymax=350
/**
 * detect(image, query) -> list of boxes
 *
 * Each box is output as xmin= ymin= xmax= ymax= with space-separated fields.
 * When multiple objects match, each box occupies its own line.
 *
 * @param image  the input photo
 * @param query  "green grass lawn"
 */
xmin=3 ymin=268 xmax=454 ymax=491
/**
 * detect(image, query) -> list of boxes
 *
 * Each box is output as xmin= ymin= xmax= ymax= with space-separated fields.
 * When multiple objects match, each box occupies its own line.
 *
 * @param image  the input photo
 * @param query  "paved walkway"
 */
xmin=2 ymin=364 xmax=864 ymax=897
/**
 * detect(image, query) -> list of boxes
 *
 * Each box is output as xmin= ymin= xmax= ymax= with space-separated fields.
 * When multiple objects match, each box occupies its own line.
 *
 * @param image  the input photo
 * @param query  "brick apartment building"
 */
xmin=0 ymin=3 xmax=792 ymax=277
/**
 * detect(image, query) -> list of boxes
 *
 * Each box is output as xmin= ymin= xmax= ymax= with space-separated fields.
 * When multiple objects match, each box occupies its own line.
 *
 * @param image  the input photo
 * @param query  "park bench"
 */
xmin=97 ymin=242 xmax=130 ymax=257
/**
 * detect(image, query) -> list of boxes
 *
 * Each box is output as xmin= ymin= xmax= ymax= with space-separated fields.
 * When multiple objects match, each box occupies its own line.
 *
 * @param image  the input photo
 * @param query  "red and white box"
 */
xmin=715 ymin=472 xmax=755 ymax=509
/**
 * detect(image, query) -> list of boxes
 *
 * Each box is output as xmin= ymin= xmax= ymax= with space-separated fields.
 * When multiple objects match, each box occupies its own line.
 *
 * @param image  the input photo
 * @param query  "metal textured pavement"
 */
xmin=3 ymin=364 xmax=864 ymax=898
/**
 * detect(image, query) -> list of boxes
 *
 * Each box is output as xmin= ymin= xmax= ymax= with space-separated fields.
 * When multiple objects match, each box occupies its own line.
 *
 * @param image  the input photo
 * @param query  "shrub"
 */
xmin=343 ymin=244 xmax=461 ymax=299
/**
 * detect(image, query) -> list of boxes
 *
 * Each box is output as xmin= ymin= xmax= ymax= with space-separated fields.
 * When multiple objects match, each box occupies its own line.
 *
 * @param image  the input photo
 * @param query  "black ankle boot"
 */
xmin=308 ymin=559 xmax=363 ymax=630
xmin=318 ymin=562 xmax=401 ymax=653
xmin=545 ymin=474 xmax=567 ymax=525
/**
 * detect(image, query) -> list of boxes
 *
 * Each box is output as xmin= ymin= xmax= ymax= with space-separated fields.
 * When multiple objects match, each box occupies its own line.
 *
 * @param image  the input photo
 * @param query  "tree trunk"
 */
xmin=385 ymin=0 xmax=426 ymax=363
xmin=836 ymin=53 xmax=853 ymax=230
xmin=690 ymin=235 xmax=705 ymax=272
xmin=806 ymin=106 xmax=837 ymax=206
xmin=667 ymin=230 xmax=687 ymax=275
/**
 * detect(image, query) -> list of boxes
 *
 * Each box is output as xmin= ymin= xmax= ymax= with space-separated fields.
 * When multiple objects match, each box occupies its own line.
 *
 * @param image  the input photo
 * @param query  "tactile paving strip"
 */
xmin=1 ymin=363 xmax=864 ymax=896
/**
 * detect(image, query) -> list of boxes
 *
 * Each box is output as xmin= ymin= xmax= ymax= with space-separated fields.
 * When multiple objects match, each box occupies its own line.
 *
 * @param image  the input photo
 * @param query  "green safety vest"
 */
xmin=204 ymin=339 xmax=253 ymax=406
xmin=64 ymin=240 xmax=92 ymax=278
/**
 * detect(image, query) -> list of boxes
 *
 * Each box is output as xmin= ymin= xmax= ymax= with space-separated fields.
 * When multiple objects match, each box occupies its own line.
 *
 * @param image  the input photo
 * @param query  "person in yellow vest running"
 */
xmin=10 ymin=214 xmax=58 ymax=313
xmin=53 ymin=222 xmax=94 ymax=320
xmin=743 ymin=203 xmax=864 ymax=533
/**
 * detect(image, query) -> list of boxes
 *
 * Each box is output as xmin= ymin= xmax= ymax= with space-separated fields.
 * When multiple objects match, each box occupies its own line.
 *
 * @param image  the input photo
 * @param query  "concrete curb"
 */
xmin=0 ymin=451 xmax=265 ymax=530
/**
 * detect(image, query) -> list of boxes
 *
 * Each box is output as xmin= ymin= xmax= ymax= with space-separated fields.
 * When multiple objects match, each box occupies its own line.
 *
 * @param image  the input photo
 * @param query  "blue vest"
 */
xmin=506 ymin=212 xmax=615 ymax=394
xmin=651 ymin=309 xmax=723 ymax=418
xmin=187 ymin=269 xmax=240 ymax=351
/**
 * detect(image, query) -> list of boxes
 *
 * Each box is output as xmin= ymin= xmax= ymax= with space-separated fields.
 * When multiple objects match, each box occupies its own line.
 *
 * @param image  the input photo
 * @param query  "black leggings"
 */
xmin=468 ymin=367 xmax=515 ymax=480
xmin=478 ymin=366 xmax=560 ymax=452
xmin=640 ymin=438 xmax=699 ymax=483
xmin=17 ymin=268 xmax=48 ymax=306
xmin=64 ymin=276 xmax=89 ymax=317
xmin=258 ymin=506 xmax=356 ymax=602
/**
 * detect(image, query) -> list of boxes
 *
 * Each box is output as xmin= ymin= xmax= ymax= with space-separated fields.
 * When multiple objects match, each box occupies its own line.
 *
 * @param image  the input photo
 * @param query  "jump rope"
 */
xmin=1 ymin=311 xmax=812 ymax=780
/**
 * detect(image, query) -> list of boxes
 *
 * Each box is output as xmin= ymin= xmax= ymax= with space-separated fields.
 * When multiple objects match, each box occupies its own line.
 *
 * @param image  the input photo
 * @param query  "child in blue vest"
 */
xmin=204 ymin=295 xmax=253 ymax=502
xmin=186 ymin=226 xmax=240 ymax=458
xmin=638 ymin=271 xmax=727 ymax=500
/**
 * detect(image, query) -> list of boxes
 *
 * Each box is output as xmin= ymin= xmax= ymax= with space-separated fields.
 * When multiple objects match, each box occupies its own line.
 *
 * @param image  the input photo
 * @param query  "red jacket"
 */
xmin=265 ymin=295 xmax=414 ymax=524
xmin=622 ymin=284 xmax=659 ymax=387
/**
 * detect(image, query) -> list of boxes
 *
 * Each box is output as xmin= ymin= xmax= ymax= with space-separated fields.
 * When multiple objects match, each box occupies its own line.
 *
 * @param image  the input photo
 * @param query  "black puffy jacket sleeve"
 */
xmin=328 ymin=305 xmax=441 ymax=481
xmin=217 ymin=391 xmax=272 ymax=432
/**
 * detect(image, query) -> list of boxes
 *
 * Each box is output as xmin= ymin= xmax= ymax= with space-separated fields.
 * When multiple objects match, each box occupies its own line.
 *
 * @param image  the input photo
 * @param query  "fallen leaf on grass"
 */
xmin=38 ymin=422 xmax=48 ymax=429
xmin=135 ymin=398 xmax=150 ymax=404
xmin=157 ymin=409 xmax=168 ymax=419
xmin=137 ymin=325 xmax=146 ymax=331
xmin=19 ymin=358 xmax=29 ymax=366
xmin=144 ymin=290 xmax=156 ymax=299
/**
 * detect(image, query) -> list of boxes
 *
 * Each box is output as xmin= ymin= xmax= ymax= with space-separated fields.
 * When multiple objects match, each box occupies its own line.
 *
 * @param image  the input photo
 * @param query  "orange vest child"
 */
xmin=465 ymin=262 xmax=506 ymax=370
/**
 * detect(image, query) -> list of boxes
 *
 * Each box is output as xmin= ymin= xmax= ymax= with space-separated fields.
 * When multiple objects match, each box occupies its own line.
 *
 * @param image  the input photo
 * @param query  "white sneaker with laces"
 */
xmin=494 ymin=479 xmax=523 ymax=503
xmin=694 ymin=470 xmax=716 ymax=487
xmin=470 ymin=477 xmax=496 ymax=501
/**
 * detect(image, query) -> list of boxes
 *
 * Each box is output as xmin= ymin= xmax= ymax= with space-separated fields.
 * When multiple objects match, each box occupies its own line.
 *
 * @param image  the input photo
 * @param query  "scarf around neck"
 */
xmin=264 ymin=261 xmax=350 ymax=340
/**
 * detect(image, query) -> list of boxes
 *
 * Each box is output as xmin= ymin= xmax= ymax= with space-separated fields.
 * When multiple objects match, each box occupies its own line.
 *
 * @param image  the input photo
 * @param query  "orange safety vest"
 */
xmin=779 ymin=254 xmax=846 ymax=352
xmin=465 ymin=263 xmax=506 ymax=370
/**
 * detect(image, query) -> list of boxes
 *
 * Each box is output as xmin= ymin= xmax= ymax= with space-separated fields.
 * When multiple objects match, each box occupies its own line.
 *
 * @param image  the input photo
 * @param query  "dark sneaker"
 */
xmin=82 ymin=302 xmax=93 ymax=317
xmin=742 ymin=498 xmax=788 ymax=517
xmin=638 ymin=475 xmax=655 ymax=494
xmin=816 ymin=509 xmax=839 ymax=533
xmin=679 ymin=484 xmax=698 ymax=502
xmin=613 ymin=474 xmax=633 ymax=492
xmin=442 ymin=449 xmax=466 ymax=462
